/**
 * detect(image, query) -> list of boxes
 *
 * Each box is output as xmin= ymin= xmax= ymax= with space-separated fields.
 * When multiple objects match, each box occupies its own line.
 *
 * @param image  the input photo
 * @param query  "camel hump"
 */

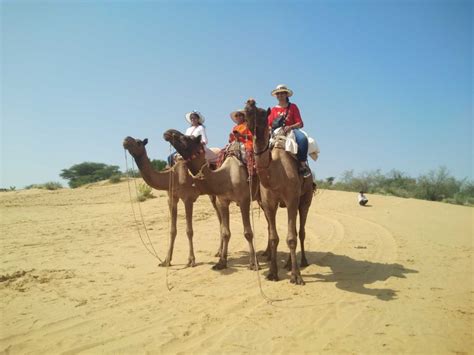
xmin=209 ymin=147 xmax=221 ymax=156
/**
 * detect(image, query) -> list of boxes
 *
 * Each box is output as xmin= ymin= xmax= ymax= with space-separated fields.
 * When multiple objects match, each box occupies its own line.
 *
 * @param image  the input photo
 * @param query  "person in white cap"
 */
xmin=268 ymin=84 xmax=311 ymax=178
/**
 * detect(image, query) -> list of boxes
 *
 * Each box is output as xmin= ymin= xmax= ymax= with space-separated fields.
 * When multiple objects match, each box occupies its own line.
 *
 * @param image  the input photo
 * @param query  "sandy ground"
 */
xmin=0 ymin=180 xmax=472 ymax=354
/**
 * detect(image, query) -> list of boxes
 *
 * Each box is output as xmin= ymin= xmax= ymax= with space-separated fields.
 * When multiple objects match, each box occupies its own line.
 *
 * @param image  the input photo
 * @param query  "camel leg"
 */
xmin=213 ymin=199 xmax=231 ymax=270
xmin=159 ymin=195 xmax=178 ymax=267
xmin=287 ymin=201 xmax=305 ymax=285
xmin=261 ymin=212 xmax=271 ymax=260
xmin=184 ymin=199 xmax=196 ymax=267
xmin=298 ymin=191 xmax=313 ymax=267
xmin=239 ymin=199 xmax=257 ymax=270
xmin=262 ymin=201 xmax=279 ymax=281
xmin=209 ymin=195 xmax=224 ymax=257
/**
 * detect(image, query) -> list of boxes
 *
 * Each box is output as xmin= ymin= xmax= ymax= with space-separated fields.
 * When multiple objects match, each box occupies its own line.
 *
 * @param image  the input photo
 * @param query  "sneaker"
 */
xmin=299 ymin=166 xmax=312 ymax=178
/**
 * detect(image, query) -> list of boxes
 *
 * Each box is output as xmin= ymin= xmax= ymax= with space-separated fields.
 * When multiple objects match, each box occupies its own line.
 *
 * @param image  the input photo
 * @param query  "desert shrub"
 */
xmin=26 ymin=182 xmax=63 ymax=190
xmin=151 ymin=159 xmax=167 ymax=171
xmin=415 ymin=167 xmax=461 ymax=201
xmin=137 ymin=183 xmax=154 ymax=202
xmin=319 ymin=167 xmax=472 ymax=206
xmin=60 ymin=162 xmax=121 ymax=188
xmin=124 ymin=169 xmax=141 ymax=178
xmin=109 ymin=175 xmax=122 ymax=184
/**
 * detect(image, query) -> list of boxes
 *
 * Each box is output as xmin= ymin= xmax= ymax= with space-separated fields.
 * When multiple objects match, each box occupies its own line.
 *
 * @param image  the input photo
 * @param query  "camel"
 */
xmin=163 ymin=129 xmax=258 ymax=271
xmin=123 ymin=136 xmax=221 ymax=267
xmin=244 ymin=99 xmax=314 ymax=285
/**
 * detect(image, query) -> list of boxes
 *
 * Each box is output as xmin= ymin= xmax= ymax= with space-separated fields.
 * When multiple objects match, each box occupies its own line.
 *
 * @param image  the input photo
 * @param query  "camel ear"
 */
xmin=247 ymin=98 xmax=256 ymax=106
xmin=143 ymin=138 xmax=148 ymax=146
xmin=194 ymin=135 xmax=202 ymax=143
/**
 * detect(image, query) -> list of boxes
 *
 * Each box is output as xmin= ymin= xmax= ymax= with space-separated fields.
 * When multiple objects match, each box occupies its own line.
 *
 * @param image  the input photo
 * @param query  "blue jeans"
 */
xmin=293 ymin=129 xmax=308 ymax=162
xmin=167 ymin=152 xmax=176 ymax=166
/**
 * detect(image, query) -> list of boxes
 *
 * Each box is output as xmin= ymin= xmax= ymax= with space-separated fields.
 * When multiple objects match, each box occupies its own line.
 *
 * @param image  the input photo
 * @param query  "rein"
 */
xmin=184 ymin=145 xmax=208 ymax=180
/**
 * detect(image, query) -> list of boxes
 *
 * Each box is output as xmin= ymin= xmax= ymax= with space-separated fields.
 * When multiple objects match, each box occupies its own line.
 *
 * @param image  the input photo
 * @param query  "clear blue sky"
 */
xmin=1 ymin=0 xmax=472 ymax=188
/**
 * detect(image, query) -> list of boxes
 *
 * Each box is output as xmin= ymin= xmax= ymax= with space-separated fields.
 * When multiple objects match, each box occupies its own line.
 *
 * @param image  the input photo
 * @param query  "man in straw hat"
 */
xmin=229 ymin=109 xmax=253 ymax=152
xmin=227 ymin=109 xmax=255 ymax=177
xmin=268 ymin=84 xmax=311 ymax=178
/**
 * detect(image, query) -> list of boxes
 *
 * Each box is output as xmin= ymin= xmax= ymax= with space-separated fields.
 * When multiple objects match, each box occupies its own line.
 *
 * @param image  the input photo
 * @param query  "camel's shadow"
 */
xmin=225 ymin=250 xmax=417 ymax=301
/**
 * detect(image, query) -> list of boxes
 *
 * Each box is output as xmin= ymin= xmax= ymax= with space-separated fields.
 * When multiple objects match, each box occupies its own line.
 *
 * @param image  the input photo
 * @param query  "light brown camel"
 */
xmin=163 ymin=129 xmax=258 ymax=271
xmin=244 ymin=99 xmax=315 ymax=285
xmin=123 ymin=136 xmax=221 ymax=267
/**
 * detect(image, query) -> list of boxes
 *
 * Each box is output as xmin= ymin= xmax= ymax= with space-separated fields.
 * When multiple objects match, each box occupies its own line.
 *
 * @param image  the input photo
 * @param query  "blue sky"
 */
xmin=1 ymin=0 xmax=472 ymax=188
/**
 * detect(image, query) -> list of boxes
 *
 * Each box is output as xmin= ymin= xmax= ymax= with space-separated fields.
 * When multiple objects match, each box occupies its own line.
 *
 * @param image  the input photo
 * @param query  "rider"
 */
xmin=227 ymin=109 xmax=254 ymax=176
xmin=229 ymin=109 xmax=253 ymax=151
xmin=267 ymin=84 xmax=311 ymax=178
xmin=167 ymin=110 xmax=214 ymax=166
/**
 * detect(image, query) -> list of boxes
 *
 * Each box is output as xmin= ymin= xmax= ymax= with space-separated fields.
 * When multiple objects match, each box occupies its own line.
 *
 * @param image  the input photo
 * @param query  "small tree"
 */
xmin=60 ymin=162 xmax=121 ymax=188
xmin=151 ymin=159 xmax=167 ymax=171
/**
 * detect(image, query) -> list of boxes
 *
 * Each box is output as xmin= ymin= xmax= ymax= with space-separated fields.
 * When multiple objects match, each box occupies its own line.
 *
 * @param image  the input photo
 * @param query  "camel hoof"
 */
xmin=158 ymin=261 xmax=171 ymax=267
xmin=187 ymin=260 xmax=196 ymax=267
xmin=266 ymin=273 xmax=279 ymax=281
xmin=300 ymin=259 xmax=309 ymax=268
xmin=248 ymin=263 xmax=257 ymax=271
xmin=212 ymin=262 xmax=227 ymax=270
xmin=290 ymin=274 xmax=305 ymax=285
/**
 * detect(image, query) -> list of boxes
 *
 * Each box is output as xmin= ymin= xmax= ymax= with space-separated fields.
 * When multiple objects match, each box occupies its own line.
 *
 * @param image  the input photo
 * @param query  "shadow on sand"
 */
xmin=220 ymin=250 xmax=417 ymax=301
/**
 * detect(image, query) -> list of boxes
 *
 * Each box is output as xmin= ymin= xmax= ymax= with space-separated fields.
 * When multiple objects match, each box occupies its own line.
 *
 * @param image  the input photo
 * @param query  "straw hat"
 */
xmin=230 ymin=109 xmax=246 ymax=124
xmin=185 ymin=110 xmax=205 ymax=124
xmin=271 ymin=84 xmax=293 ymax=97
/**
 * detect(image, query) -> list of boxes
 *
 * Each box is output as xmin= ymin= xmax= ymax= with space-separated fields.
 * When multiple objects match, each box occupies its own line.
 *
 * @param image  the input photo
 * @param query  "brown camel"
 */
xmin=123 ymin=136 xmax=221 ymax=267
xmin=163 ymin=129 xmax=257 ymax=271
xmin=244 ymin=99 xmax=314 ymax=285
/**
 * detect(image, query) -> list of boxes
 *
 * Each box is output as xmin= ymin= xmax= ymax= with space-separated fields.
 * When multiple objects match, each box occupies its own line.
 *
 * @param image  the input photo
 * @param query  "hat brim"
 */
xmin=185 ymin=112 xmax=205 ymax=124
xmin=271 ymin=89 xmax=293 ymax=97
xmin=230 ymin=110 xmax=246 ymax=124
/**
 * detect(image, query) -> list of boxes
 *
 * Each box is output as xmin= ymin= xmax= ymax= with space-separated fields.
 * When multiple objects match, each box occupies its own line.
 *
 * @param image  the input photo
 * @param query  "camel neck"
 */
xmin=133 ymin=154 xmax=170 ymax=190
xmin=253 ymin=124 xmax=273 ymax=188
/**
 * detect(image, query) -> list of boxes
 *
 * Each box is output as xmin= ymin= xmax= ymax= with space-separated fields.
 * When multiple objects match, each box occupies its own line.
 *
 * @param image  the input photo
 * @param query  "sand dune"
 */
xmin=1 ymin=181 xmax=472 ymax=353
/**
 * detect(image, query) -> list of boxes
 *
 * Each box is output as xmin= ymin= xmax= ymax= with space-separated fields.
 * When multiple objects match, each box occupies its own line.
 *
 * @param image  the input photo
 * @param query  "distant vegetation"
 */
xmin=60 ymin=162 xmax=121 ymax=188
xmin=124 ymin=159 xmax=168 ymax=178
xmin=59 ymin=160 xmax=168 ymax=188
xmin=25 ymin=182 xmax=63 ymax=190
xmin=315 ymin=167 xmax=474 ymax=206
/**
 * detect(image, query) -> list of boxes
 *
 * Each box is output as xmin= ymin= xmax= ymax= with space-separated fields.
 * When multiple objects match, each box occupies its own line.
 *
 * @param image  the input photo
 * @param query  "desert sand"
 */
xmin=1 ymin=180 xmax=472 ymax=354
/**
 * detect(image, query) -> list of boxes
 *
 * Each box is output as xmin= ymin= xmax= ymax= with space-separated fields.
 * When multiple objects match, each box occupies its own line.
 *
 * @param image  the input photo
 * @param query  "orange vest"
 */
xmin=229 ymin=123 xmax=253 ymax=151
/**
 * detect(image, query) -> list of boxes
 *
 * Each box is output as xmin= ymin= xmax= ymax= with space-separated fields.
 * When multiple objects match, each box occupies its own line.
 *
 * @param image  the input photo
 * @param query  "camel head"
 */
xmin=123 ymin=136 xmax=149 ymax=159
xmin=163 ymin=129 xmax=204 ymax=161
xmin=244 ymin=98 xmax=271 ymax=136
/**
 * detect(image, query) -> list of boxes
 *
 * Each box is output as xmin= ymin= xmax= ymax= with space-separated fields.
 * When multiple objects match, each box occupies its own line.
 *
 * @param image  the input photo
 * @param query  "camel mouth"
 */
xmin=163 ymin=129 xmax=179 ymax=142
xmin=123 ymin=136 xmax=134 ymax=149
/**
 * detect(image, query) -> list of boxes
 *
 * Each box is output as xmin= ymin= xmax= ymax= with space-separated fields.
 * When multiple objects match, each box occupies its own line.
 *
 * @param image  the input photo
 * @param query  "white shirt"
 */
xmin=358 ymin=193 xmax=368 ymax=202
xmin=185 ymin=125 xmax=208 ymax=145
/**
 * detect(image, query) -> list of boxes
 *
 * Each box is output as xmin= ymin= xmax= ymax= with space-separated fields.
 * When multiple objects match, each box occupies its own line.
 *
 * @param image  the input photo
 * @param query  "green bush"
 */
xmin=317 ymin=167 xmax=473 ymax=206
xmin=26 ymin=182 xmax=63 ymax=190
xmin=109 ymin=175 xmax=122 ymax=184
xmin=60 ymin=162 xmax=121 ymax=188
xmin=137 ymin=183 xmax=154 ymax=202
xmin=151 ymin=159 xmax=167 ymax=171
